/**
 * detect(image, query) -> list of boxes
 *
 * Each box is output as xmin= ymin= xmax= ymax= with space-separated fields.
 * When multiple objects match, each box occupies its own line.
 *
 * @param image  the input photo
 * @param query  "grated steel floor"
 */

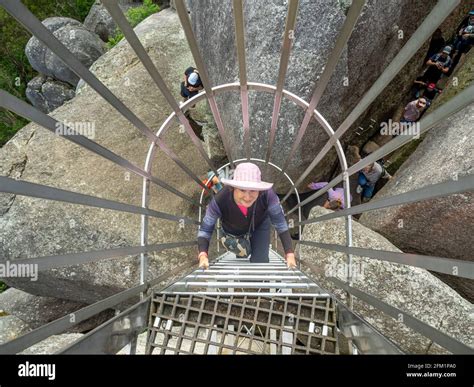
xmin=146 ymin=293 xmax=339 ymax=354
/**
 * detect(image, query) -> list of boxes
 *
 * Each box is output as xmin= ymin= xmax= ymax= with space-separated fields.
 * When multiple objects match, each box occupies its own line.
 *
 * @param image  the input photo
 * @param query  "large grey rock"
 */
xmin=300 ymin=206 xmax=473 ymax=353
xmin=0 ymin=9 xmax=208 ymax=304
xmin=84 ymin=0 xmax=141 ymax=42
xmin=0 ymin=288 xmax=115 ymax=332
xmin=0 ymin=315 xmax=30 ymax=344
xmin=42 ymin=80 xmax=76 ymax=109
xmin=25 ymin=17 xmax=106 ymax=86
xmin=20 ymin=334 xmax=83 ymax=354
xmin=23 ymin=17 xmax=83 ymax=79
xmin=360 ymin=103 xmax=474 ymax=302
xmin=47 ymin=16 xmax=83 ymax=30
xmin=202 ymin=114 xmax=228 ymax=165
xmin=25 ymin=74 xmax=49 ymax=113
xmin=84 ymin=1 xmax=118 ymax=42
xmin=26 ymin=75 xmax=76 ymax=113
xmin=188 ymin=0 xmax=436 ymax=191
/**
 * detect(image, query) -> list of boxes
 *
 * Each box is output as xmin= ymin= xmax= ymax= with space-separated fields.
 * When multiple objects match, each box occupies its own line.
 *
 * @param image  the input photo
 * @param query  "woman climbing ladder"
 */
xmin=197 ymin=163 xmax=297 ymax=270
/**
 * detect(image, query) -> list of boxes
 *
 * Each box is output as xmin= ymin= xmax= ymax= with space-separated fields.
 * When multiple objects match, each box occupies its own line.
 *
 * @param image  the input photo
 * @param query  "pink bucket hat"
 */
xmin=221 ymin=163 xmax=273 ymax=191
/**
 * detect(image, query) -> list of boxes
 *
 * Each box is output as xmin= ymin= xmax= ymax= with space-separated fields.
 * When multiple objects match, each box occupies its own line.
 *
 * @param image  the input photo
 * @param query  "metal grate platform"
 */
xmin=145 ymin=293 xmax=338 ymax=355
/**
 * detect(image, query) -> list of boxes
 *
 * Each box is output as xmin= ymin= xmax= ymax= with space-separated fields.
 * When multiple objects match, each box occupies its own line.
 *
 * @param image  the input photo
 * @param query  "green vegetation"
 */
xmin=0 ymin=281 xmax=8 ymax=294
xmin=0 ymin=0 xmax=95 ymax=147
xmin=0 ymin=0 xmax=161 ymax=146
xmin=107 ymin=0 xmax=160 ymax=48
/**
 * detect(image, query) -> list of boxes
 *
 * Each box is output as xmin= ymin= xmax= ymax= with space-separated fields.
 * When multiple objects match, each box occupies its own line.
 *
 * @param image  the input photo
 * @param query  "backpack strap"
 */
xmin=249 ymin=201 xmax=257 ymax=234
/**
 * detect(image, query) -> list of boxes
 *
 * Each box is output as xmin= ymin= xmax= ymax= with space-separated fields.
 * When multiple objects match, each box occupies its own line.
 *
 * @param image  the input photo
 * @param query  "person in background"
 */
xmin=203 ymin=171 xmax=223 ymax=194
xmin=422 ymin=46 xmax=453 ymax=83
xmin=412 ymin=79 xmax=442 ymax=105
xmin=453 ymin=10 xmax=474 ymax=56
xmin=179 ymin=66 xmax=205 ymax=141
xmin=356 ymin=162 xmax=391 ymax=202
xmin=180 ymin=67 xmax=204 ymax=101
xmin=401 ymin=97 xmax=427 ymax=123
xmin=307 ymin=182 xmax=352 ymax=211
xmin=454 ymin=24 xmax=474 ymax=57
xmin=424 ymin=28 xmax=445 ymax=63
xmin=197 ymin=163 xmax=296 ymax=270
xmin=455 ymin=10 xmax=474 ymax=35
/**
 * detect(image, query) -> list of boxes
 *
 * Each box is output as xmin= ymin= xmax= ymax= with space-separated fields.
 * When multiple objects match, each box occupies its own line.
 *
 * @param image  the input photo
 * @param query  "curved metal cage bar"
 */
xmin=139 ymin=81 xmax=353 ymax=276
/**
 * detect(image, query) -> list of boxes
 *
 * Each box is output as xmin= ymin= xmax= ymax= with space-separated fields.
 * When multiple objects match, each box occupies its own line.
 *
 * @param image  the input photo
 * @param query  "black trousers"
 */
xmin=249 ymin=216 xmax=271 ymax=263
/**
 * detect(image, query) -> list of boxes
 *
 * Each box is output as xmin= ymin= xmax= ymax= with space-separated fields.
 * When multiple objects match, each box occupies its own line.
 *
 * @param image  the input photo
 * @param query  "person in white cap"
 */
xmin=179 ymin=66 xmax=205 ymax=140
xmin=197 ymin=163 xmax=296 ymax=270
xmin=180 ymin=66 xmax=203 ymax=100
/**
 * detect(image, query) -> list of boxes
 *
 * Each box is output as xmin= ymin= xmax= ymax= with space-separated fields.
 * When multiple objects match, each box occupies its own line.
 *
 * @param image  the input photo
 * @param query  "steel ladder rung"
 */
xmin=158 ymin=291 xmax=330 ymax=297
xmin=203 ymin=270 xmax=290 ymax=274
xmin=160 ymin=249 xmax=325 ymax=296
xmin=187 ymin=275 xmax=308 ymax=280
xmin=172 ymin=281 xmax=312 ymax=288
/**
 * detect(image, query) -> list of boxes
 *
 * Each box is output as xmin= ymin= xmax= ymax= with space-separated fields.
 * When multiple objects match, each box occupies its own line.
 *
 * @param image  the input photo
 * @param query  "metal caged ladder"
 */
xmin=160 ymin=250 xmax=325 ymax=297
xmin=147 ymin=251 xmax=340 ymax=355
xmin=0 ymin=0 xmax=473 ymax=355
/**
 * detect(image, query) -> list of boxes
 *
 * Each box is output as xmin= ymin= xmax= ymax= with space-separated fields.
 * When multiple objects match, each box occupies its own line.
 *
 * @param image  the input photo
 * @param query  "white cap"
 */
xmin=188 ymin=72 xmax=199 ymax=86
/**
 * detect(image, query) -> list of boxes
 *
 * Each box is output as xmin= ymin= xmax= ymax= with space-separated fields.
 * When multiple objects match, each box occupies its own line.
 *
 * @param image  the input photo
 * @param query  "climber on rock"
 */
xmin=452 ymin=10 xmax=474 ymax=59
xmin=422 ymin=46 xmax=453 ymax=83
xmin=180 ymin=66 xmax=204 ymax=101
xmin=356 ymin=162 xmax=391 ymax=203
xmin=412 ymin=78 xmax=442 ymax=104
xmin=401 ymin=97 xmax=427 ymax=123
xmin=196 ymin=163 xmax=296 ymax=270
xmin=179 ymin=66 xmax=205 ymax=141
xmin=306 ymin=181 xmax=351 ymax=211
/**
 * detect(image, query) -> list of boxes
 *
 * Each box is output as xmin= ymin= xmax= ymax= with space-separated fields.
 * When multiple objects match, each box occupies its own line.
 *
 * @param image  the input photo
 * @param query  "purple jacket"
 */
xmin=198 ymin=186 xmax=293 ymax=254
xmin=308 ymin=182 xmax=351 ymax=209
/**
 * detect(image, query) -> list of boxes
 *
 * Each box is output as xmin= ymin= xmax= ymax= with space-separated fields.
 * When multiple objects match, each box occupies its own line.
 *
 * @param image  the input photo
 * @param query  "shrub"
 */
xmin=107 ymin=0 xmax=160 ymax=49
xmin=0 ymin=0 xmax=96 ymax=146
xmin=0 ymin=281 xmax=8 ymax=293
